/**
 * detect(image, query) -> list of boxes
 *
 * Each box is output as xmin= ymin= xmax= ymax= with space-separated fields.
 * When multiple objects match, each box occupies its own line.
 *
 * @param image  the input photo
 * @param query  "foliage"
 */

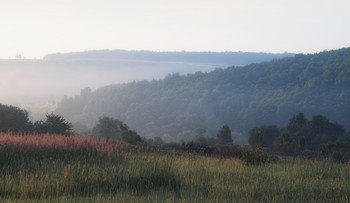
xmin=56 ymin=48 xmax=350 ymax=140
xmin=280 ymin=113 xmax=347 ymax=153
xmin=92 ymin=116 xmax=143 ymax=145
xmin=320 ymin=140 xmax=350 ymax=162
xmin=181 ymin=141 xmax=214 ymax=155
xmin=176 ymin=128 xmax=217 ymax=146
xmin=301 ymin=115 xmax=346 ymax=151
xmin=121 ymin=129 xmax=144 ymax=145
xmin=273 ymin=133 xmax=298 ymax=155
xmin=34 ymin=113 xmax=72 ymax=135
xmin=216 ymin=125 xmax=232 ymax=149
xmin=282 ymin=112 xmax=307 ymax=136
xmin=248 ymin=128 xmax=263 ymax=148
xmin=248 ymin=125 xmax=279 ymax=149
xmin=91 ymin=116 xmax=123 ymax=140
xmin=0 ymin=104 xmax=32 ymax=133
xmin=244 ymin=113 xmax=349 ymax=156
xmin=240 ymin=145 xmax=268 ymax=165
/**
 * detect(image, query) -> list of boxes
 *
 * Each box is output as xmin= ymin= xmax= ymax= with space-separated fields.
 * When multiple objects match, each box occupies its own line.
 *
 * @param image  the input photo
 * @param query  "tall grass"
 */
xmin=0 ymin=132 xmax=122 ymax=152
xmin=0 ymin=132 xmax=349 ymax=202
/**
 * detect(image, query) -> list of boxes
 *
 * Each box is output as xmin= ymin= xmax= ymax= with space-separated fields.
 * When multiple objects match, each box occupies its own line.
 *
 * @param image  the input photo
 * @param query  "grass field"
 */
xmin=0 ymin=133 xmax=349 ymax=202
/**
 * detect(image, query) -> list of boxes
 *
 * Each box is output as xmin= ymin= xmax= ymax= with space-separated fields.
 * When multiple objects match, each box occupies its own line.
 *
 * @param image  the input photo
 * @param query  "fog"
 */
xmin=0 ymin=50 xmax=294 ymax=121
xmin=0 ymin=59 xmax=215 ymax=105
xmin=1 ymin=50 xmax=293 ymax=106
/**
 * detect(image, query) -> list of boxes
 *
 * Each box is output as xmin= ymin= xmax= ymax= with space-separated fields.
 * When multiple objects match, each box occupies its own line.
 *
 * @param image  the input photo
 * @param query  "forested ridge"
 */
xmin=56 ymin=48 xmax=350 ymax=141
xmin=44 ymin=49 xmax=293 ymax=67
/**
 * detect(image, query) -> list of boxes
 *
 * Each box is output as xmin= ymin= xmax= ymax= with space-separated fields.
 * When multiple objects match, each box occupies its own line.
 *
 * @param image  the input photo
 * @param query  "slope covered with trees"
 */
xmin=56 ymin=48 xmax=350 ymax=141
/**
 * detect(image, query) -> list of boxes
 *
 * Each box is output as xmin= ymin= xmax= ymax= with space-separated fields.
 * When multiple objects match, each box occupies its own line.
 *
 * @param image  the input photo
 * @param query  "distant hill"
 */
xmin=44 ymin=49 xmax=294 ymax=67
xmin=56 ymin=48 xmax=350 ymax=141
xmin=0 ymin=50 xmax=293 ymax=104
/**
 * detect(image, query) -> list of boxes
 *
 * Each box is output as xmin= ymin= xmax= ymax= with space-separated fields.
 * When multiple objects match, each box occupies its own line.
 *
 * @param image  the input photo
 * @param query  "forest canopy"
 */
xmin=56 ymin=48 xmax=350 ymax=141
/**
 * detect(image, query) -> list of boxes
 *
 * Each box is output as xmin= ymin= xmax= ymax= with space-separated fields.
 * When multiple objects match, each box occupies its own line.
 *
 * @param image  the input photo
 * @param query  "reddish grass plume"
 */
xmin=0 ymin=132 xmax=123 ymax=153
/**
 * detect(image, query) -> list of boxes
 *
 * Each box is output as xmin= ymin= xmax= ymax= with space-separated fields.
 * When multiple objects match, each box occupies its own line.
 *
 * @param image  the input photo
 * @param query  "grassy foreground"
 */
xmin=0 ymin=133 xmax=349 ymax=202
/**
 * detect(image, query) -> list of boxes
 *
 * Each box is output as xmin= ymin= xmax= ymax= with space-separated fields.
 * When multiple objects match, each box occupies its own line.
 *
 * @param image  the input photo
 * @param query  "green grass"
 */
xmin=0 ymin=144 xmax=349 ymax=202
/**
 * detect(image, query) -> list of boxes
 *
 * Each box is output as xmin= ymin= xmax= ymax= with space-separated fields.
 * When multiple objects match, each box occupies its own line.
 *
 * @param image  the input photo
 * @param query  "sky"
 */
xmin=0 ymin=0 xmax=350 ymax=59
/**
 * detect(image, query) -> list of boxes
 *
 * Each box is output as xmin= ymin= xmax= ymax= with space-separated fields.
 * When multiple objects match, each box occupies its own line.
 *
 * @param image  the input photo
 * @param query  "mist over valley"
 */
xmin=1 ymin=50 xmax=293 ymax=105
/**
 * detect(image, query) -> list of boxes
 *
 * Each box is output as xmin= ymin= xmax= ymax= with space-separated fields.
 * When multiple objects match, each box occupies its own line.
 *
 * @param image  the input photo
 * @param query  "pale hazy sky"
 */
xmin=1 ymin=0 xmax=350 ymax=59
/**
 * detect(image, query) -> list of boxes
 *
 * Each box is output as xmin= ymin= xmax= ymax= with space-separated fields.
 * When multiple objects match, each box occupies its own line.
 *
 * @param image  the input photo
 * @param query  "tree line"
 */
xmin=0 ymin=104 xmax=72 ymax=135
xmin=0 ymin=103 xmax=143 ymax=145
xmin=247 ymin=113 xmax=350 ymax=161
xmin=1 ymin=103 xmax=350 ymax=161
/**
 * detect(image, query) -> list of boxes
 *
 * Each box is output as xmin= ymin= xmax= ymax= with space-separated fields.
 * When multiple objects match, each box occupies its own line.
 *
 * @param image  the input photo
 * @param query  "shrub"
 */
xmin=0 ymin=104 xmax=32 ymax=133
xmin=240 ymin=145 xmax=268 ymax=165
xmin=34 ymin=113 xmax=72 ymax=135
xmin=182 ymin=142 xmax=214 ymax=155
xmin=320 ymin=140 xmax=350 ymax=162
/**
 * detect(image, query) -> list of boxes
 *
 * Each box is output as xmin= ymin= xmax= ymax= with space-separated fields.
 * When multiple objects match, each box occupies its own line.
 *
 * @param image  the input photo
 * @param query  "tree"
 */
xmin=92 ymin=116 xmax=122 ymax=140
xmin=248 ymin=125 xmax=279 ymax=149
xmin=280 ymin=113 xmax=347 ymax=152
xmin=216 ymin=125 xmax=232 ymax=148
xmin=283 ymin=112 xmax=307 ymax=135
xmin=121 ymin=129 xmax=143 ymax=145
xmin=34 ymin=113 xmax=72 ymax=135
xmin=301 ymin=115 xmax=346 ymax=151
xmin=299 ymin=136 xmax=305 ymax=153
xmin=320 ymin=140 xmax=350 ymax=162
xmin=273 ymin=133 xmax=297 ymax=155
xmin=0 ymin=104 xmax=33 ymax=133
xmin=92 ymin=116 xmax=143 ymax=144
xmin=248 ymin=128 xmax=263 ymax=148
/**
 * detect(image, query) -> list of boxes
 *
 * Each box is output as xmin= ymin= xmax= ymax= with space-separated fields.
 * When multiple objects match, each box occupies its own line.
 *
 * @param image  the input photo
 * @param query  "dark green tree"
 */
xmin=320 ymin=140 xmax=350 ymax=162
xmin=299 ymin=136 xmax=306 ymax=153
xmin=248 ymin=125 xmax=279 ymax=149
xmin=34 ymin=113 xmax=72 ymax=135
xmin=216 ymin=125 xmax=232 ymax=148
xmin=283 ymin=112 xmax=307 ymax=135
xmin=121 ymin=129 xmax=143 ymax=145
xmin=92 ymin=116 xmax=122 ymax=140
xmin=92 ymin=116 xmax=143 ymax=144
xmin=248 ymin=128 xmax=263 ymax=148
xmin=301 ymin=115 xmax=346 ymax=151
xmin=0 ymin=104 xmax=33 ymax=133
xmin=273 ymin=133 xmax=297 ymax=155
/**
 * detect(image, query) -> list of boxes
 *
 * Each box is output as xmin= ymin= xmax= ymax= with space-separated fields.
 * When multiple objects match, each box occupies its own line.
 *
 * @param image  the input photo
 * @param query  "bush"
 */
xmin=320 ymin=140 xmax=350 ymax=162
xmin=240 ymin=145 xmax=268 ymax=165
xmin=181 ymin=142 xmax=214 ymax=155
xmin=34 ymin=113 xmax=72 ymax=135
xmin=0 ymin=104 xmax=32 ymax=133
xmin=92 ymin=116 xmax=143 ymax=145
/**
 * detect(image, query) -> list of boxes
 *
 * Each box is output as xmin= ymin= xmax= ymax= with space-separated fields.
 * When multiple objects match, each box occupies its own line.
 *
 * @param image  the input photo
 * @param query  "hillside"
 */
xmin=56 ymin=48 xmax=350 ymax=141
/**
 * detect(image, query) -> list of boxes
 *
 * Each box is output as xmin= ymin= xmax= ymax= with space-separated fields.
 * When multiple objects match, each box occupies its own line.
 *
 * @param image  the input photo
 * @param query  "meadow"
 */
xmin=0 ymin=132 xmax=349 ymax=202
